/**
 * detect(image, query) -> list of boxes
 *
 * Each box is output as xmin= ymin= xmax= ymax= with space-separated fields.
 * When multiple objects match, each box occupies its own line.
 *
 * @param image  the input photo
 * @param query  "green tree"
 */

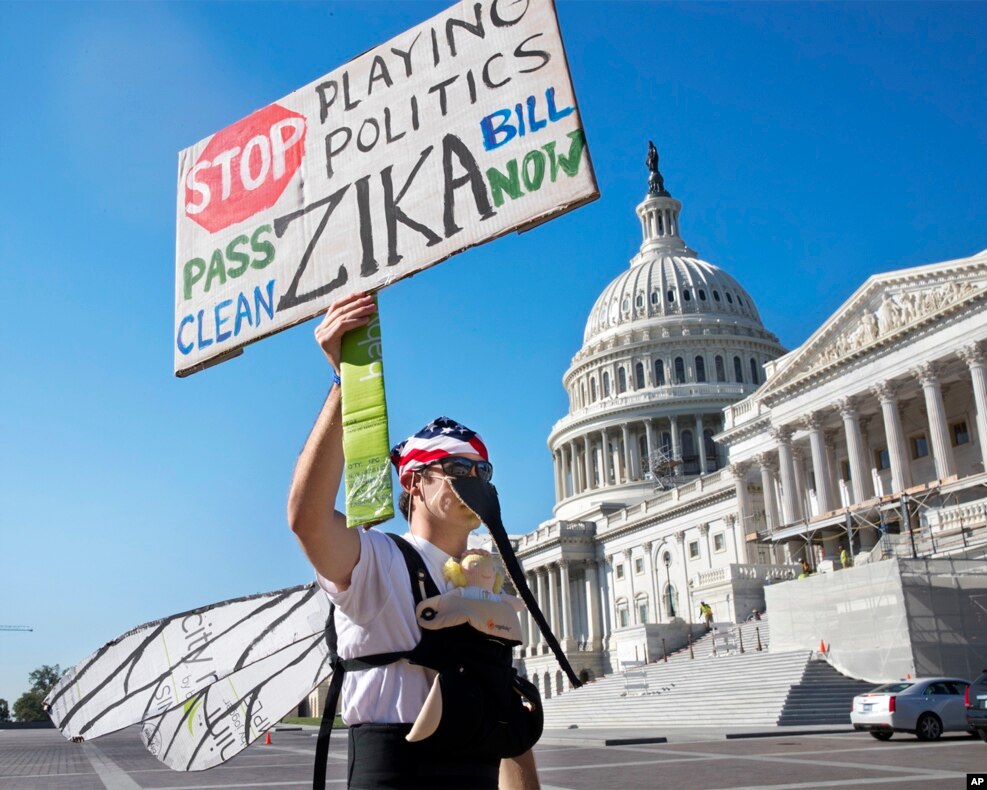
xmin=13 ymin=690 xmax=46 ymax=722
xmin=0 ymin=698 xmax=10 ymax=722
xmin=11 ymin=665 xmax=64 ymax=722
xmin=28 ymin=665 xmax=62 ymax=696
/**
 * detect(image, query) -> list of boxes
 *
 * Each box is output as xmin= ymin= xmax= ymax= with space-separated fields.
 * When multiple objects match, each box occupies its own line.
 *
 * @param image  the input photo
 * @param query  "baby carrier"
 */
xmin=312 ymin=477 xmax=580 ymax=790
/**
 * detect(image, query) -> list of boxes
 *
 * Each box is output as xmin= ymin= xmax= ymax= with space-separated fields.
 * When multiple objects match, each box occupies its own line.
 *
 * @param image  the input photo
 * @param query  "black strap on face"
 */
xmin=449 ymin=476 xmax=582 ymax=689
xmin=312 ymin=533 xmax=439 ymax=790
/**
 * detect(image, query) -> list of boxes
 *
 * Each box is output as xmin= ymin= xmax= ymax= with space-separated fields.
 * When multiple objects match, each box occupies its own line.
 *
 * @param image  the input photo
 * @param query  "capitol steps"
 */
xmin=542 ymin=649 xmax=812 ymax=729
xmin=776 ymin=660 xmax=874 ymax=725
xmin=541 ymin=618 xmax=872 ymax=729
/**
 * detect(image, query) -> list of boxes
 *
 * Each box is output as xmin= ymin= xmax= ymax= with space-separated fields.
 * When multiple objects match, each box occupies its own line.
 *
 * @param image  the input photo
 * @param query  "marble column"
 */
xmin=696 ymin=415 xmax=708 ymax=474
xmin=860 ymin=416 xmax=878 ymax=495
xmin=961 ymin=342 xmax=987 ymax=453
xmin=825 ymin=431 xmax=841 ymax=506
xmin=621 ymin=424 xmax=634 ymax=481
xmin=559 ymin=560 xmax=573 ymax=643
xmin=583 ymin=437 xmax=594 ymax=491
xmin=804 ymin=413 xmax=835 ymax=513
xmin=645 ymin=419 xmax=656 ymax=465
xmin=569 ymin=442 xmax=581 ymax=495
xmin=584 ymin=561 xmax=602 ymax=649
xmin=558 ymin=450 xmax=567 ymax=501
xmin=553 ymin=451 xmax=562 ymax=503
xmin=670 ymin=415 xmax=681 ymax=468
xmin=535 ymin=569 xmax=547 ymax=653
xmin=792 ymin=447 xmax=808 ymax=517
xmin=725 ymin=514 xmax=740 ymax=563
xmin=757 ymin=453 xmax=780 ymax=532
xmin=772 ymin=425 xmax=802 ymax=523
xmin=562 ymin=444 xmax=573 ymax=498
xmin=580 ymin=441 xmax=590 ymax=494
xmin=839 ymin=397 xmax=873 ymax=503
xmin=916 ymin=362 xmax=957 ymax=480
xmin=873 ymin=382 xmax=912 ymax=493
xmin=699 ymin=522 xmax=712 ymax=569
xmin=573 ymin=443 xmax=586 ymax=494
xmin=547 ymin=565 xmax=560 ymax=638
xmin=729 ymin=462 xmax=753 ymax=561
xmin=600 ymin=428 xmax=612 ymax=487
xmin=630 ymin=425 xmax=642 ymax=480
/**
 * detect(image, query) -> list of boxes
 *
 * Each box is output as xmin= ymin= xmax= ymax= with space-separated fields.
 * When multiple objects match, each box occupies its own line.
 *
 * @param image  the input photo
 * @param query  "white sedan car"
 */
xmin=851 ymin=677 xmax=973 ymax=741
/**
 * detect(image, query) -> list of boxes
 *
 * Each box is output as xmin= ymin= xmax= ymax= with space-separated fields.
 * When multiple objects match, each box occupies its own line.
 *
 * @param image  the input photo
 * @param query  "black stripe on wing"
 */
xmin=56 ymin=583 xmax=318 ymax=733
xmin=180 ymin=635 xmax=331 ymax=770
xmin=233 ymin=583 xmax=322 ymax=672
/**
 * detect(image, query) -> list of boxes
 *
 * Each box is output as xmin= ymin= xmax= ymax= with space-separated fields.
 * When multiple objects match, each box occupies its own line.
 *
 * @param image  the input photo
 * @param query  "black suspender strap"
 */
xmin=312 ymin=628 xmax=343 ymax=790
xmin=386 ymin=531 xmax=442 ymax=603
xmin=311 ymin=533 xmax=440 ymax=790
xmin=312 ymin=604 xmax=346 ymax=790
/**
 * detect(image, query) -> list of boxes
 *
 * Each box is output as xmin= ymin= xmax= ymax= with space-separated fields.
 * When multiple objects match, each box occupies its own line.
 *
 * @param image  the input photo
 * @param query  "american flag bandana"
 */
xmin=390 ymin=417 xmax=489 ymax=483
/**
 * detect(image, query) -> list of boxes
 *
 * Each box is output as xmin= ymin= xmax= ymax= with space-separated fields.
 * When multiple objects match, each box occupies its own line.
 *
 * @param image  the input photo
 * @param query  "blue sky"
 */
xmin=1 ymin=1 xmax=985 ymax=708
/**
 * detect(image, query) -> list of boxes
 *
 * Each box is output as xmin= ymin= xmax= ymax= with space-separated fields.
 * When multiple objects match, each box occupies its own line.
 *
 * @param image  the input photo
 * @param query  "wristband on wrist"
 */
xmin=331 ymin=370 xmax=341 ymax=387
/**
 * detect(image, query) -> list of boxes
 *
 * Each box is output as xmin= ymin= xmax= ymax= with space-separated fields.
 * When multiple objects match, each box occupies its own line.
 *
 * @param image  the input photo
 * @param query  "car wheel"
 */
xmin=869 ymin=731 xmax=893 ymax=741
xmin=978 ymin=728 xmax=987 ymax=743
xmin=915 ymin=713 xmax=942 ymax=741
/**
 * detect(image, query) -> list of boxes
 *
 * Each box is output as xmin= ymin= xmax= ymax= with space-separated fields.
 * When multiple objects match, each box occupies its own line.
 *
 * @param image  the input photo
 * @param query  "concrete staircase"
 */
xmin=542 ymin=617 xmax=871 ymax=729
xmin=776 ymin=659 xmax=873 ymax=725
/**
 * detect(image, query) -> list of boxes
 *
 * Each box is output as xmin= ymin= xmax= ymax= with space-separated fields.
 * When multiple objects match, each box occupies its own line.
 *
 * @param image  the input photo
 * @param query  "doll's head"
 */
xmin=444 ymin=549 xmax=504 ymax=593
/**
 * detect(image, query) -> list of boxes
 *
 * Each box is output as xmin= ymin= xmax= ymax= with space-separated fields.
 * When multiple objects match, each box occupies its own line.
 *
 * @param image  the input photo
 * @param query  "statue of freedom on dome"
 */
xmin=646 ymin=141 xmax=668 ymax=196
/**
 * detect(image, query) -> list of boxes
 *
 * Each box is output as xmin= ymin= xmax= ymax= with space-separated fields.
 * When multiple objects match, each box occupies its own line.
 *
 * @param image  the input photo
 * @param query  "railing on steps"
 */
xmin=620 ymin=661 xmax=650 ymax=697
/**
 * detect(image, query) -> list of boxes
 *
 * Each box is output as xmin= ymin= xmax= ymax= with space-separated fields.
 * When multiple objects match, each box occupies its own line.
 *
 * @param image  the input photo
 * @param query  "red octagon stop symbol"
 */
xmin=184 ymin=103 xmax=307 ymax=234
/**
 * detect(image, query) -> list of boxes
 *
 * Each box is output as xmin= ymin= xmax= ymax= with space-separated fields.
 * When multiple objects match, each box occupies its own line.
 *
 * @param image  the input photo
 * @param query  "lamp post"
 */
xmin=664 ymin=552 xmax=675 ymax=618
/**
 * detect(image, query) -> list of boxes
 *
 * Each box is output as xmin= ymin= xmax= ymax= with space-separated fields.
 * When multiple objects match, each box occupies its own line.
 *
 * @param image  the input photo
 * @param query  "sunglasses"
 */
xmin=424 ymin=456 xmax=494 ymax=482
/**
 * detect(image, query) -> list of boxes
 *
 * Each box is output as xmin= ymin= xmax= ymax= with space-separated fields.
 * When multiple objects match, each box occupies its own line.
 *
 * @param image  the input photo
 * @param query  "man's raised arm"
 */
xmin=287 ymin=293 xmax=377 ymax=590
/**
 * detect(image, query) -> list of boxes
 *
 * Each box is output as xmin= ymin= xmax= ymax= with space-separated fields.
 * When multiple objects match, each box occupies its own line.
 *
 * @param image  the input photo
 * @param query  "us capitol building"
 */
xmin=511 ymin=146 xmax=987 ymax=693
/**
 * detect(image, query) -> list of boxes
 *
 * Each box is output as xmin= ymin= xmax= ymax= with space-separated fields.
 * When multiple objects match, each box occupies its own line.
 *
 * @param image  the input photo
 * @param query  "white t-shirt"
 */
xmin=317 ymin=528 xmax=453 ymax=724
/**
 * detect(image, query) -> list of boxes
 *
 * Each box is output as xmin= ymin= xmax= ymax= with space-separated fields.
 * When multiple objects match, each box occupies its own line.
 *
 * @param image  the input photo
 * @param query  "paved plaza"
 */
xmin=1 ymin=726 xmax=986 ymax=790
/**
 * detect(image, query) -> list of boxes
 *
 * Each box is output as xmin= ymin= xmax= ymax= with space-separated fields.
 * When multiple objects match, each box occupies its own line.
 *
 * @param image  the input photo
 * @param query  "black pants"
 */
xmin=347 ymin=723 xmax=499 ymax=790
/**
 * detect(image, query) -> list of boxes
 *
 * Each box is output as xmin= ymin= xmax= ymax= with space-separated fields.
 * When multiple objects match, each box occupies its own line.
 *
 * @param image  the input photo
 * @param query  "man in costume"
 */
xmin=287 ymin=291 xmax=540 ymax=789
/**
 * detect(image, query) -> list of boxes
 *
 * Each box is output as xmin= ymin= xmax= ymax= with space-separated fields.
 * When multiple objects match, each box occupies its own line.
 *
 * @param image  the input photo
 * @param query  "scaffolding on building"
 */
xmin=649 ymin=447 xmax=683 ymax=490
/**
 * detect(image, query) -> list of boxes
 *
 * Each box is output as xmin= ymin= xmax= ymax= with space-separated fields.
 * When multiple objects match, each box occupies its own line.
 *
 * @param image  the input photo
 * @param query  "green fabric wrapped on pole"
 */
xmin=340 ymin=300 xmax=393 ymax=528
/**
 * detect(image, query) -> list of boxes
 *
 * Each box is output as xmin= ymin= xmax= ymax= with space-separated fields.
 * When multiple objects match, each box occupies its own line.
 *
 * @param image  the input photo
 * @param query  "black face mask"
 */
xmin=448 ymin=476 xmax=581 ymax=690
xmin=447 ymin=476 xmax=502 ymax=529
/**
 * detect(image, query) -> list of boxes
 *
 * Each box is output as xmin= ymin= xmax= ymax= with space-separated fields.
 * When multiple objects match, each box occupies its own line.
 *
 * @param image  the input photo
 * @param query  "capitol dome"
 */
xmin=547 ymin=147 xmax=786 ymax=520
xmin=584 ymin=249 xmax=764 ymax=344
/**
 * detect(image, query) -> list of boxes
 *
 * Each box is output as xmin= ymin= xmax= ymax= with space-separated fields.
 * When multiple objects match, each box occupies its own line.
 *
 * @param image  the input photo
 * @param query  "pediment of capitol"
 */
xmin=758 ymin=251 xmax=987 ymax=404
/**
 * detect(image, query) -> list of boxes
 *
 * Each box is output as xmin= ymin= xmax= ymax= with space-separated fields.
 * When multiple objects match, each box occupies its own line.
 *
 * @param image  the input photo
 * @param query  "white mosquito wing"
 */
xmin=45 ymin=583 xmax=331 ymax=740
xmin=140 ymin=630 xmax=332 ymax=770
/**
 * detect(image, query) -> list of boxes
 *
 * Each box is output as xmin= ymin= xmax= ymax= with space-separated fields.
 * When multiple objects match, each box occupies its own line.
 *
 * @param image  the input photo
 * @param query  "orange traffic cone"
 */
xmin=265 ymin=731 xmax=272 ymax=745
xmin=819 ymin=640 xmax=827 ymax=653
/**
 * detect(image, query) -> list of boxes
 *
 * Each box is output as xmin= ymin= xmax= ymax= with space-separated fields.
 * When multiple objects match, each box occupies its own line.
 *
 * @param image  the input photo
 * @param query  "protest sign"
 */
xmin=174 ymin=0 xmax=598 ymax=376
